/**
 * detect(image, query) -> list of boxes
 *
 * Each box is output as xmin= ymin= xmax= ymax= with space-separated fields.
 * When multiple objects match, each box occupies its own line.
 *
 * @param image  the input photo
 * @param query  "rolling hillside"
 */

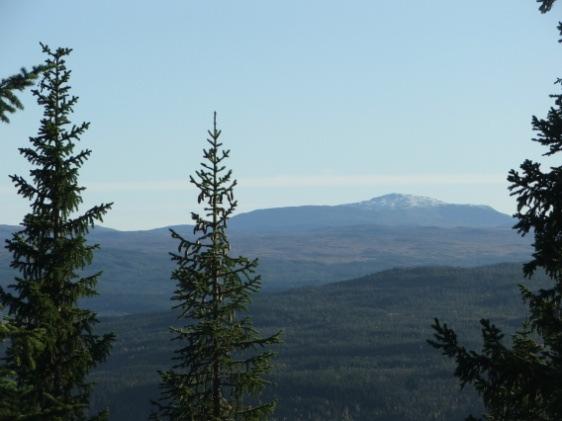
xmin=0 ymin=223 xmax=531 ymax=315
xmin=0 ymin=194 xmax=529 ymax=315
xmin=90 ymin=263 xmax=546 ymax=420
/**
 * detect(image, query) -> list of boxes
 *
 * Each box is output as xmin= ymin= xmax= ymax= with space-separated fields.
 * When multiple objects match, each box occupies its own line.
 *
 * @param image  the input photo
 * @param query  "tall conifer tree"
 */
xmin=428 ymin=3 xmax=562 ymax=419
xmin=152 ymin=112 xmax=281 ymax=420
xmin=0 ymin=44 xmax=114 ymax=420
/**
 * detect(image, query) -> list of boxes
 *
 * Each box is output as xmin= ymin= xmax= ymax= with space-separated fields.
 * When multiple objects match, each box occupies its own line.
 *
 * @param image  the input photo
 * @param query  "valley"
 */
xmin=90 ymin=263 xmax=544 ymax=420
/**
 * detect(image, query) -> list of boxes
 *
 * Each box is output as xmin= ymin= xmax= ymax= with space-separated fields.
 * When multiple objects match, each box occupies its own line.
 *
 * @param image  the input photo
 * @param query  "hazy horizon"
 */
xmin=2 ymin=1 xmax=561 ymax=229
xmin=0 ymin=191 xmax=514 ymax=232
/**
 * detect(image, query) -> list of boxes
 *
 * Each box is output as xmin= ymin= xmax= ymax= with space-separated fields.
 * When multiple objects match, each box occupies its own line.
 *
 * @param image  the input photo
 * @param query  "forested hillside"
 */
xmin=0 ymin=223 xmax=531 ymax=315
xmin=90 ymin=263 xmax=544 ymax=420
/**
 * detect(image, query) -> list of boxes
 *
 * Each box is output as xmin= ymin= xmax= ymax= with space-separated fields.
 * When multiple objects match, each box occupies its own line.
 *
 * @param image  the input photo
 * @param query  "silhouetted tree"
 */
xmin=538 ymin=0 xmax=562 ymax=42
xmin=429 ymin=4 xmax=562 ymax=419
xmin=0 ymin=44 xmax=114 ymax=420
xmin=152 ymin=112 xmax=281 ymax=420
xmin=0 ymin=64 xmax=47 ymax=124
xmin=538 ymin=0 xmax=557 ymax=14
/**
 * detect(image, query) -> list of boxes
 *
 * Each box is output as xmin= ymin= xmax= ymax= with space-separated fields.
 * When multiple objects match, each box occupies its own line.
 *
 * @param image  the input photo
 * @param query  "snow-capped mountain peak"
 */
xmin=344 ymin=193 xmax=446 ymax=210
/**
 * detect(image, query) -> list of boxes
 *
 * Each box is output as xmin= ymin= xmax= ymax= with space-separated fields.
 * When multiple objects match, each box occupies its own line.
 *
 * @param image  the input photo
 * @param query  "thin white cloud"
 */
xmin=239 ymin=174 xmax=507 ymax=188
xmin=0 ymin=173 xmax=507 ymax=194
xmin=86 ymin=180 xmax=191 ymax=192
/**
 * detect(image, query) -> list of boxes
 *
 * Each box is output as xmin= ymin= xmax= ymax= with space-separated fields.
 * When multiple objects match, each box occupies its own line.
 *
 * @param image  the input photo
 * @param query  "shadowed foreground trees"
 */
xmin=429 ymin=3 xmax=562 ymax=419
xmin=152 ymin=113 xmax=281 ymax=420
xmin=0 ymin=44 xmax=114 ymax=420
xmin=430 ymin=93 xmax=562 ymax=419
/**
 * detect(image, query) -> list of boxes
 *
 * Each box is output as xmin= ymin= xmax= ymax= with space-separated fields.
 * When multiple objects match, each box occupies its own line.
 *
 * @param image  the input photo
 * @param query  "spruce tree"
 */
xmin=0 ymin=44 xmax=114 ymax=420
xmin=152 ymin=112 xmax=281 ymax=420
xmin=428 ymin=3 xmax=562 ymax=419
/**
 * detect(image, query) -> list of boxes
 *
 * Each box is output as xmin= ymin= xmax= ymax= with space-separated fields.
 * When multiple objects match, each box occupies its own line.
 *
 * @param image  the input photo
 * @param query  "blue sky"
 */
xmin=1 ymin=0 xmax=562 ymax=230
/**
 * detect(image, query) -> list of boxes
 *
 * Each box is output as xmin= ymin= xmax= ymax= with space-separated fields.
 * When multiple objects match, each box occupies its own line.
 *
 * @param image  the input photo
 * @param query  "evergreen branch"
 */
xmin=538 ymin=0 xmax=557 ymax=13
xmin=0 ymin=64 xmax=49 ymax=124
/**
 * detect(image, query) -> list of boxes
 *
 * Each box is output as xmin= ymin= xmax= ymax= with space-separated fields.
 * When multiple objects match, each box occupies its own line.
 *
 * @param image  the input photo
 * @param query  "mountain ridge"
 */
xmin=1 ymin=194 xmax=525 ymax=315
xmin=0 ymin=193 xmax=512 ymax=234
xmin=230 ymin=193 xmax=513 ymax=231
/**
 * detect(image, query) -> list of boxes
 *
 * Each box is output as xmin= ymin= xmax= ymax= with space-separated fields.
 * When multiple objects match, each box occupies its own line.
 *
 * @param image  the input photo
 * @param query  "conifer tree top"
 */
xmin=152 ymin=112 xmax=281 ymax=420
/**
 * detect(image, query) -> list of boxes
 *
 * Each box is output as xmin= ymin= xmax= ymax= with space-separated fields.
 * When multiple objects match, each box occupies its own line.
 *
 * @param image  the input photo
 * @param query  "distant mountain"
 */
xmin=347 ymin=193 xmax=447 ymax=209
xmin=230 ymin=193 xmax=513 ymax=231
xmin=0 ymin=194 xmax=526 ymax=315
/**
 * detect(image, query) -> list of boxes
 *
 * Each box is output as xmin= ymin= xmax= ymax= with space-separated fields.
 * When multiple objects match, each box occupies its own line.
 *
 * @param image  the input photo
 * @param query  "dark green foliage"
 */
xmin=0 ymin=322 xmax=47 ymax=420
xmin=429 ymin=6 xmax=562 ymax=417
xmin=0 ymin=64 xmax=47 ymax=124
xmin=0 ymin=44 xmax=114 ymax=420
xmin=152 ymin=113 xmax=281 ymax=420
xmin=0 ymin=48 xmax=50 ymax=420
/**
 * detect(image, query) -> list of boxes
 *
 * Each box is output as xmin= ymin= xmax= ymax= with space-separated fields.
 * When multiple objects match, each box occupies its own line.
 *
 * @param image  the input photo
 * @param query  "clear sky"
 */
xmin=1 ymin=1 xmax=562 ymax=230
